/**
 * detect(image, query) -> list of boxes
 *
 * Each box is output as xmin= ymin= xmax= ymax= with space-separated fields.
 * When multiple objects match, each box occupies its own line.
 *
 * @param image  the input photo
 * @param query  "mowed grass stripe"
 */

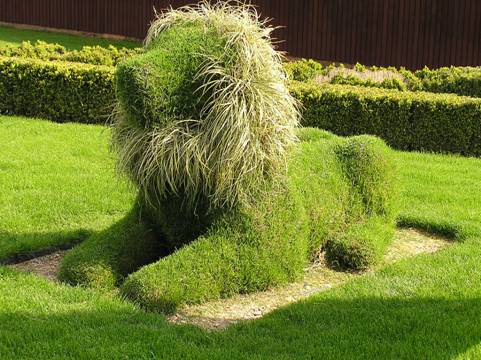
xmin=0 ymin=116 xmax=135 ymax=261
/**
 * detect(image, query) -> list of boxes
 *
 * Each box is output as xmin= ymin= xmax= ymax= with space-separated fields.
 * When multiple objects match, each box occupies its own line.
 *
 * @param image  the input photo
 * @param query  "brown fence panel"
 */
xmin=0 ymin=0 xmax=480 ymax=69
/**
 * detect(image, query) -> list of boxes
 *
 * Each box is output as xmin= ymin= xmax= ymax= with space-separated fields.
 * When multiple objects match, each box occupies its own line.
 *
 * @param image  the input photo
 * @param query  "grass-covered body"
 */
xmin=121 ymin=131 xmax=397 ymax=312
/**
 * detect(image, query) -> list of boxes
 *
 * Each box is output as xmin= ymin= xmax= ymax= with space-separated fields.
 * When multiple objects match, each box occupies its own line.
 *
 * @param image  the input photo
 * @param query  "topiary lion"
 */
xmin=59 ymin=1 xmax=398 ymax=314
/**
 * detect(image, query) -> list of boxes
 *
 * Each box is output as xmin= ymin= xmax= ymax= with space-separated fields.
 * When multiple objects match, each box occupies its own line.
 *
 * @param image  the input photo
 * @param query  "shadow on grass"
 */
xmin=0 ymin=229 xmax=91 ymax=265
xmin=227 ymin=296 xmax=481 ymax=359
xmin=397 ymin=217 xmax=463 ymax=241
xmin=1 ymin=285 xmax=481 ymax=359
xmin=57 ymin=206 xmax=164 ymax=287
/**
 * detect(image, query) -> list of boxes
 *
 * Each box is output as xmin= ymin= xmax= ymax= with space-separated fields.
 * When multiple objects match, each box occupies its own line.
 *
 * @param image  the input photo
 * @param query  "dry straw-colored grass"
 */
xmin=315 ymin=67 xmax=406 ymax=84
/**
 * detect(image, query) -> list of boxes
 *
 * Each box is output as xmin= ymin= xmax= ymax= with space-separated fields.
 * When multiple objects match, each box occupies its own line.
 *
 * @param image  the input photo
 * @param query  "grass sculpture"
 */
xmin=59 ymin=1 xmax=398 ymax=313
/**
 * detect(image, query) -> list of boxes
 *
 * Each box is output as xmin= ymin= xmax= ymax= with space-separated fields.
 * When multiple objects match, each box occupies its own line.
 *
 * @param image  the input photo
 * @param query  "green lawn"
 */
xmin=0 ymin=25 xmax=140 ymax=49
xmin=0 ymin=116 xmax=135 ymax=262
xmin=1 ymin=115 xmax=481 ymax=359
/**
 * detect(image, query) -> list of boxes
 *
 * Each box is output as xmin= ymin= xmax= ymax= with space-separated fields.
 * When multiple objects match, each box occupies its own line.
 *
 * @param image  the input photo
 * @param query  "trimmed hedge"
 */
xmin=0 ymin=56 xmax=115 ymax=123
xmin=285 ymin=60 xmax=420 ymax=91
xmin=61 ymin=130 xmax=398 ymax=313
xmin=286 ymin=59 xmax=481 ymax=98
xmin=2 ymin=56 xmax=480 ymax=157
xmin=6 ymin=45 xmax=480 ymax=99
xmin=284 ymin=59 xmax=324 ymax=82
xmin=0 ymin=40 xmax=143 ymax=66
xmin=291 ymin=82 xmax=481 ymax=156
xmin=415 ymin=66 xmax=481 ymax=98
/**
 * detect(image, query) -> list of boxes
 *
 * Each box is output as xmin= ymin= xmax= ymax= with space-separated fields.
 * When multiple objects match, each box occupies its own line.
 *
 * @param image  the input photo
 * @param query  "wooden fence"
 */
xmin=0 ymin=0 xmax=480 ymax=69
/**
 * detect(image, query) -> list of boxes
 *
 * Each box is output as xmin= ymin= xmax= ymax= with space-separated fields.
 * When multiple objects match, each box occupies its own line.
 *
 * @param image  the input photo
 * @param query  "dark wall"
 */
xmin=1 ymin=0 xmax=480 ymax=69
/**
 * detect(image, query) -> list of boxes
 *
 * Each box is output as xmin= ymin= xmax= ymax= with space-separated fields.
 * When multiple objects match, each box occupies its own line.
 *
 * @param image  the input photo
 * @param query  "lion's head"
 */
xmin=112 ymin=1 xmax=299 ymax=211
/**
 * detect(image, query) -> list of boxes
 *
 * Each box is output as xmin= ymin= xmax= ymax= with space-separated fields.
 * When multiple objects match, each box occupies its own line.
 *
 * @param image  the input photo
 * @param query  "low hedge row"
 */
xmin=285 ymin=60 xmax=420 ymax=91
xmin=0 ymin=41 xmax=143 ymax=66
xmin=4 ymin=43 xmax=480 ymax=99
xmin=286 ymin=59 xmax=481 ymax=98
xmin=415 ymin=66 xmax=481 ymax=98
xmin=291 ymin=81 xmax=481 ymax=156
xmin=0 ymin=56 xmax=115 ymax=123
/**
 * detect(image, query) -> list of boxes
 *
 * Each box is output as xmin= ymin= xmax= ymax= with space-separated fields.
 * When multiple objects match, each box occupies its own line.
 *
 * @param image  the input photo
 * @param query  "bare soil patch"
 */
xmin=167 ymin=228 xmax=451 ymax=330
xmin=384 ymin=228 xmax=449 ymax=263
xmin=10 ymin=250 xmax=67 ymax=281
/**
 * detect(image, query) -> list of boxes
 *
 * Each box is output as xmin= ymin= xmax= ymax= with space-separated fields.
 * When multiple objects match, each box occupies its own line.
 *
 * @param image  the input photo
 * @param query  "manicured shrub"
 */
xmin=328 ymin=72 xmax=407 ymax=91
xmin=0 ymin=56 xmax=115 ymax=123
xmin=291 ymin=81 xmax=481 ymax=156
xmin=415 ymin=66 xmax=481 ymax=98
xmin=286 ymin=58 xmax=481 ymax=98
xmin=284 ymin=58 xmax=324 ymax=82
xmin=0 ymin=40 xmax=143 ymax=66
xmin=62 ymin=2 xmax=398 ymax=313
xmin=284 ymin=59 xmax=420 ymax=91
